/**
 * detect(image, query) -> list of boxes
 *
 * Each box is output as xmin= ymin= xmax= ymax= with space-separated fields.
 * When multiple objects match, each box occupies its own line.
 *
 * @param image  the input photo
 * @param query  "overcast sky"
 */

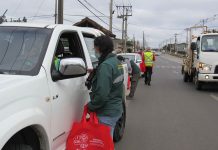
xmin=1 ymin=0 xmax=218 ymax=48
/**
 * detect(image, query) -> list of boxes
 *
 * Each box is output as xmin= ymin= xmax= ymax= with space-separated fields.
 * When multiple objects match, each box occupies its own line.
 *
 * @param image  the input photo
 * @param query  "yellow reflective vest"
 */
xmin=144 ymin=51 xmax=154 ymax=67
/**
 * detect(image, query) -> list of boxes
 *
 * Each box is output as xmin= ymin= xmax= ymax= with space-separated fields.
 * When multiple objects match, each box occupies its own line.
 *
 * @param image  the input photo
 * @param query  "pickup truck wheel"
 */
xmin=2 ymin=128 xmax=40 ymax=150
xmin=113 ymin=102 xmax=126 ymax=142
xmin=2 ymin=144 xmax=33 ymax=150
xmin=183 ymin=72 xmax=189 ymax=82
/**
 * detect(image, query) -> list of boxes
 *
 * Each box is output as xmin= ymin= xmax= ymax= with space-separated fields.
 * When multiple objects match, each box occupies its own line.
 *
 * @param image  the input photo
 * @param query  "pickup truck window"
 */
xmin=122 ymin=55 xmax=135 ymax=61
xmin=201 ymin=35 xmax=218 ymax=52
xmin=136 ymin=54 xmax=142 ymax=61
xmin=54 ymin=32 xmax=85 ymax=59
xmin=0 ymin=27 xmax=52 ymax=75
xmin=82 ymin=34 xmax=98 ymax=68
xmin=52 ymin=32 xmax=86 ymax=75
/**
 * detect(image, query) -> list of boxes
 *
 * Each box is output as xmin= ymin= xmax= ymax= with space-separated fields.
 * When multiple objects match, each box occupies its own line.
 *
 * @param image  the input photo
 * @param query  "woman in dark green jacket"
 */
xmin=87 ymin=36 xmax=124 ymax=138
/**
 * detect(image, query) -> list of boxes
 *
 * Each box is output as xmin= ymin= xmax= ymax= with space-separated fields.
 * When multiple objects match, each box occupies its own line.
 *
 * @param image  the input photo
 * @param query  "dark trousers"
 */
xmin=129 ymin=73 xmax=140 ymax=97
xmin=144 ymin=67 xmax=153 ymax=84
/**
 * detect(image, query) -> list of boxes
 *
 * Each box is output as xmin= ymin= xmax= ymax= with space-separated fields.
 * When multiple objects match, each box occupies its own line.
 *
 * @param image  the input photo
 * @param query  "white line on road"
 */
xmin=173 ymin=71 xmax=179 ymax=74
xmin=156 ymin=66 xmax=181 ymax=69
xmin=210 ymin=94 xmax=218 ymax=102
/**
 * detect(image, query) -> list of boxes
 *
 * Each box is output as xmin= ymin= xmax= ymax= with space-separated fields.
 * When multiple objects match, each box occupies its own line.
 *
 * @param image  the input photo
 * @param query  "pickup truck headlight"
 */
xmin=198 ymin=62 xmax=212 ymax=71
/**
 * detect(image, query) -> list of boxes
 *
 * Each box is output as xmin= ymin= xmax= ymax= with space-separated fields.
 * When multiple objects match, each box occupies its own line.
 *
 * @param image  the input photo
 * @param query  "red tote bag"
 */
xmin=66 ymin=106 xmax=114 ymax=150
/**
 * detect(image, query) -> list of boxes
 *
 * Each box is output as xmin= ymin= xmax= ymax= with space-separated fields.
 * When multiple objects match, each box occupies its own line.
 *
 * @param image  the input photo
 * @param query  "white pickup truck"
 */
xmin=0 ymin=23 xmax=127 ymax=150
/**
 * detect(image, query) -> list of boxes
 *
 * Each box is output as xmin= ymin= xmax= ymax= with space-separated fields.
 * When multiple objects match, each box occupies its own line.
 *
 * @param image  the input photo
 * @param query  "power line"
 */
xmin=77 ymin=0 xmax=121 ymax=32
xmin=83 ymin=0 xmax=107 ymax=17
xmin=64 ymin=18 xmax=73 ymax=23
xmin=28 ymin=14 xmax=54 ymax=18
xmin=127 ymin=0 xmax=132 ymax=6
xmin=32 ymin=0 xmax=47 ymax=21
xmin=20 ymin=15 xmax=53 ymax=21
xmin=64 ymin=14 xmax=109 ymax=18
xmin=12 ymin=0 xmax=24 ymax=15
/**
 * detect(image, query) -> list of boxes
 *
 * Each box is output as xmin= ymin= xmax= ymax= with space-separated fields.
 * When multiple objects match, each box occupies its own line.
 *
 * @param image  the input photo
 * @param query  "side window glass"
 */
xmin=82 ymin=33 xmax=98 ymax=68
xmin=197 ymin=38 xmax=200 ymax=51
xmin=52 ymin=32 xmax=85 ymax=71
xmin=137 ymin=55 xmax=141 ymax=61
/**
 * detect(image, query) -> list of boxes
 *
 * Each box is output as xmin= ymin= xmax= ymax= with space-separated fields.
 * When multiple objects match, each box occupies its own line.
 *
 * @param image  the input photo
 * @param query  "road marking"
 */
xmin=210 ymin=94 xmax=218 ymax=102
xmin=173 ymin=71 xmax=179 ymax=74
xmin=156 ymin=65 xmax=181 ymax=69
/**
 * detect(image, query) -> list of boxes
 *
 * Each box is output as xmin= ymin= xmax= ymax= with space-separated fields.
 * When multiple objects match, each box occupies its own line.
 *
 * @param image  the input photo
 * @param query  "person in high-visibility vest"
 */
xmin=144 ymin=48 xmax=155 ymax=86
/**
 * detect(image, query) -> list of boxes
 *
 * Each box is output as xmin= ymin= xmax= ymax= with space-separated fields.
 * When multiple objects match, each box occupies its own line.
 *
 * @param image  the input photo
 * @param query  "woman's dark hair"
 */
xmin=117 ymin=55 xmax=125 ymax=61
xmin=85 ymin=36 xmax=114 ymax=89
xmin=94 ymin=35 xmax=114 ymax=64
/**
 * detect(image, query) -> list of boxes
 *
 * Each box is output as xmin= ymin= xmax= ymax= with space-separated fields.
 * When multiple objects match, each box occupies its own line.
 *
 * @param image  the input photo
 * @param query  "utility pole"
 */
xmin=185 ymin=28 xmax=189 ymax=52
xmin=170 ymin=38 xmax=172 ymax=53
xmin=174 ymin=33 xmax=178 ymax=52
xmin=116 ymin=5 xmax=132 ymax=52
xmin=121 ymin=7 xmax=125 ymax=51
xmin=143 ymin=31 xmax=145 ymax=49
xmin=133 ymin=35 xmax=135 ymax=52
xmin=57 ymin=0 xmax=63 ymax=24
xmin=109 ymin=0 xmax=113 ymax=32
xmin=55 ymin=0 xmax=57 ymax=24
xmin=124 ymin=9 xmax=128 ymax=52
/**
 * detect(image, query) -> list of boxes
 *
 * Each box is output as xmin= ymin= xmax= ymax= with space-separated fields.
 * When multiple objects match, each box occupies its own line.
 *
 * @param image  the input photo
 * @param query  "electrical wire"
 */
xmin=64 ymin=14 xmax=109 ymax=18
xmin=12 ymin=0 xmax=24 ymax=16
xmin=64 ymin=18 xmax=73 ymax=23
xmin=77 ymin=0 xmax=122 ymax=32
xmin=83 ymin=0 xmax=107 ymax=17
xmin=32 ymin=0 xmax=47 ymax=21
xmin=28 ymin=14 xmax=54 ymax=18
xmin=127 ymin=0 xmax=132 ymax=6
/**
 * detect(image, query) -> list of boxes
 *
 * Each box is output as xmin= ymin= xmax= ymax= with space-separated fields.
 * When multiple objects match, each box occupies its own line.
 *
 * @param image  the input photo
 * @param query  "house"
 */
xmin=74 ymin=17 xmax=116 ymax=38
xmin=74 ymin=17 xmax=123 ymax=53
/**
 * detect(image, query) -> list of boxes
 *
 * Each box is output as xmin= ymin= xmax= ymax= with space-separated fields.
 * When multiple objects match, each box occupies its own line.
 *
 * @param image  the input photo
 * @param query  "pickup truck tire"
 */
xmin=2 ymin=128 xmax=40 ymax=150
xmin=113 ymin=99 xmax=126 ymax=142
xmin=183 ymin=72 xmax=189 ymax=82
xmin=3 ymin=144 xmax=33 ymax=150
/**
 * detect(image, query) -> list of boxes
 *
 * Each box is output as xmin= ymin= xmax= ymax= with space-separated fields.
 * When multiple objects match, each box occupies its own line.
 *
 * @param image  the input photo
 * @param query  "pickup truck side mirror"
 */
xmin=191 ymin=42 xmax=197 ymax=51
xmin=52 ymin=58 xmax=87 ymax=81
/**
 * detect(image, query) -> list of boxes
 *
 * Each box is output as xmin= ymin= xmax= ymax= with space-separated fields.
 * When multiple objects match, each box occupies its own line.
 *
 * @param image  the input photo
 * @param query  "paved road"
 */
xmin=115 ymin=54 xmax=218 ymax=150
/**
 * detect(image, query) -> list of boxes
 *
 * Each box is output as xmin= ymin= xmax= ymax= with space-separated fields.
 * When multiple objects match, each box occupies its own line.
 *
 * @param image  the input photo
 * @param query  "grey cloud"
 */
xmin=1 ymin=0 xmax=218 ymax=47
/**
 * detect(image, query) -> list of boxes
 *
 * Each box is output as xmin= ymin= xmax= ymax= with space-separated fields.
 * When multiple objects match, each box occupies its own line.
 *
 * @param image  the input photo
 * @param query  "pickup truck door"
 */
xmin=47 ymin=31 xmax=89 ymax=149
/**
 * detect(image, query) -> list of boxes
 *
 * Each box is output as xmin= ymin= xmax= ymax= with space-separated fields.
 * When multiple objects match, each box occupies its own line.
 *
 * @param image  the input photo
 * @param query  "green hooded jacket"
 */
xmin=88 ymin=53 xmax=124 ymax=117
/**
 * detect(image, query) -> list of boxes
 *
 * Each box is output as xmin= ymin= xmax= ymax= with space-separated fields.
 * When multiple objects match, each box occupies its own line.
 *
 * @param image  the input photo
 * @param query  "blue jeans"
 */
xmin=98 ymin=115 xmax=122 ymax=139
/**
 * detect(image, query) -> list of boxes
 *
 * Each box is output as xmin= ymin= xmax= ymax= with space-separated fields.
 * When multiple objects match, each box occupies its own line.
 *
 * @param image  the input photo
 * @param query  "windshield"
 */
xmin=83 ymin=36 xmax=98 ymax=68
xmin=0 ymin=27 xmax=52 ymax=75
xmin=201 ymin=35 xmax=218 ymax=52
xmin=121 ymin=55 xmax=135 ymax=61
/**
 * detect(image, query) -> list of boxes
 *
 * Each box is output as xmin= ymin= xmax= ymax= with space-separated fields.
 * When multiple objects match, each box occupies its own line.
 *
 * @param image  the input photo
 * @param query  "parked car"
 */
xmin=0 ymin=23 xmax=127 ymax=150
xmin=155 ymin=51 xmax=162 ymax=56
xmin=117 ymin=53 xmax=144 ymax=75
